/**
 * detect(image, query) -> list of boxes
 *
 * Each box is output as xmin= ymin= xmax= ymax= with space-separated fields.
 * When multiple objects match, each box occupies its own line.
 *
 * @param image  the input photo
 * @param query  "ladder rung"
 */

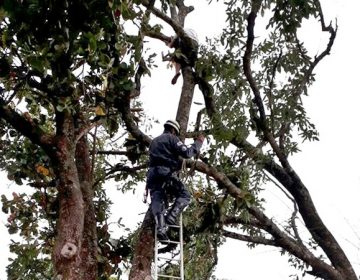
xmin=168 ymin=224 xmax=181 ymax=228
xmin=154 ymin=213 xmax=184 ymax=280
xmin=158 ymin=256 xmax=180 ymax=262
xmin=157 ymin=274 xmax=181 ymax=279
xmin=157 ymin=240 xmax=180 ymax=245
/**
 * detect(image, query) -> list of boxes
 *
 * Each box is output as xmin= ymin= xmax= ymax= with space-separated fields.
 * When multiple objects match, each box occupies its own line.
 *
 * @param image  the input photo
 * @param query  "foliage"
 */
xmin=0 ymin=0 xmax=148 ymax=278
xmin=1 ymin=191 xmax=54 ymax=279
xmin=0 ymin=0 xmax=353 ymax=279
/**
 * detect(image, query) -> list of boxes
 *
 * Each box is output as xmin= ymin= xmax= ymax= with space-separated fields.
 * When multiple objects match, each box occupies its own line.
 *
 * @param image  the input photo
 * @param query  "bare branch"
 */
xmin=293 ymin=1 xmax=337 ymax=99
xmin=222 ymin=229 xmax=276 ymax=246
xmin=75 ymin=120 xmax=101 ymax=144
xmin=143 ymin=30 xmax=171 ymax=44
xmin=93 ymin=163 xmax=147 ymax=188
xmin=106 ymin=163 xmax=147 ymax=176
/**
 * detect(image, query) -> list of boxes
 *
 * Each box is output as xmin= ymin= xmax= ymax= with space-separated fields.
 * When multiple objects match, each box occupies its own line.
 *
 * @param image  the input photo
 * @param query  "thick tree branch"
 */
xmin=128 ymin=209 xmax=154 ymax=279
xmin=116 ymin=81 xmax=152 ymax=146
xmin=141 ymin=0 xmax=194 ymax=44
xmin=185 ymin=157 xmax=340 ymax=279
xmin=133 ymin=58 xmax=148 ymax=99
xmin=243 ymin=1 xmax=266 ymax=127
xmin=196 ymin=69 xmax=354 ymax=278
xmin=93 ymin=163 xmax=147 ymax=188
xmin=142 ymin=0 xmax=184 ymax=35
xmin=222 ymin=216 xmax=263 ymax=228
xmin=244 ymin=1 xmax=293 ymax=171
xmin=266 ymin=50 xmax=282 ymax=134
xmin=173 ymin=0 xmax=194 ymax=26
xmin=0 ymin=99 xmax=55 ymax=156
xmin=222 ymin=229 xmax=276 ymax=246
xmin=248 ymin=206 xmax=341 ymax=280
xmin=74 ymin=128 xmax=98 ymax=278
xmin=143 ymin=30 xmax=171 ymax=44
xmin=194 ymin=108 xmax=206 ymax=132
xmin=190 ymin=160 xmax=246 ymax=200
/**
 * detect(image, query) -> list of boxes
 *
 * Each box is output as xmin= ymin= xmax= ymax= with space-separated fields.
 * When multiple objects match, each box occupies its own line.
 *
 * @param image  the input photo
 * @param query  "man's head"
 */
xmin=164 ymin=120 xmax=180 ymax=136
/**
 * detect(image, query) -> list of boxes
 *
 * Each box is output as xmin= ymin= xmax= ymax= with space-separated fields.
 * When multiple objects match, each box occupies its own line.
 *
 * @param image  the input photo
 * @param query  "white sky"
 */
xmin=1 ymin=0 xmax=360 ymax=279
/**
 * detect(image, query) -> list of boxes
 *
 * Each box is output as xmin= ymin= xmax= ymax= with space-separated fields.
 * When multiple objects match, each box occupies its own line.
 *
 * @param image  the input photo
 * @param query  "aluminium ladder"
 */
xmin=154 ymin=213 xmax=184 ymax=280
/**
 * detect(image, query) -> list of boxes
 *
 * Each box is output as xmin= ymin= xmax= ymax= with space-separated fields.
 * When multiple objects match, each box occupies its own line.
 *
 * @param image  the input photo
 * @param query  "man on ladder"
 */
xmin=146 ymin=120 xmax=205 ymax=242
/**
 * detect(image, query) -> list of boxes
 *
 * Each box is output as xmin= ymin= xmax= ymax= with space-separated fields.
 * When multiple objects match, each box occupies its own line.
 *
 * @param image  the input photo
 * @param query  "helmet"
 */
xmin=164 ymin=120 xmax=180 ymax=135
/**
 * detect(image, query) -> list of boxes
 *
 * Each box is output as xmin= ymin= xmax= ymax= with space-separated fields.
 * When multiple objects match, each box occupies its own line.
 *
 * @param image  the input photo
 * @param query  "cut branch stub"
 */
xmin=60 ymin=242 xmax=78 ymax=259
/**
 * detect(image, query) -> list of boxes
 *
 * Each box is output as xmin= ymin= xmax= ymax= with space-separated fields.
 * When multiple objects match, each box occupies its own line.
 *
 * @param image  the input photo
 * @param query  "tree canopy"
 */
xmin=0 ymin=1 xmax=357 ymax=280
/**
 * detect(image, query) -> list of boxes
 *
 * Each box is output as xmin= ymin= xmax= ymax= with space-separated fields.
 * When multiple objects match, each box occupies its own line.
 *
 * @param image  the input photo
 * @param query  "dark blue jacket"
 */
xmin=147 ymin=131 xmax=202 ymax=180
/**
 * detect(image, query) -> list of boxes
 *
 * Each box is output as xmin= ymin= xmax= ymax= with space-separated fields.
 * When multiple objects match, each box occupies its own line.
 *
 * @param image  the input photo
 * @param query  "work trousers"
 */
xmin=147 ymin=166 xmax=190 ymax=217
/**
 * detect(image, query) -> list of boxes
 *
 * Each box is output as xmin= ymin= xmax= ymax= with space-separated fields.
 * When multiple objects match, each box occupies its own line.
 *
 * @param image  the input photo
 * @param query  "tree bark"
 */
xmin=52 ymin=113 xmax=85 ymax=279
xmin=128 ymin=1 xmax=198 ymax=277
xmin=51 ymin=113 xmax=98 ymax=280
xmin=128 ymin=210 xmax=154 ymax=280
xmin=176 ymin=66 xmax=196 ymax=140
xmin=76 ymin=134 xmax=98 ymax=279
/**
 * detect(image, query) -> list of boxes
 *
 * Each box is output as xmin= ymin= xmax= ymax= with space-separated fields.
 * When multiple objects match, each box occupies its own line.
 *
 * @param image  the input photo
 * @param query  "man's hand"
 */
xmin=196 ymin=134 xmax=205 ymax=143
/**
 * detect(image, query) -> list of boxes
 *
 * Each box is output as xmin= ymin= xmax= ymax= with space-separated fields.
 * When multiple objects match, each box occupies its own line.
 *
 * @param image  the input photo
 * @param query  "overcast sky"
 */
xmin=1 ymin=0 xmax=360 ymax=279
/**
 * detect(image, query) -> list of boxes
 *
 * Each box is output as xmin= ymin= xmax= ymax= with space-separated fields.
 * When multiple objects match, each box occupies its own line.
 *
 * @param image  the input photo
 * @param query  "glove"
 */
xmin=196 ymin=134 xmax=205 ymax=143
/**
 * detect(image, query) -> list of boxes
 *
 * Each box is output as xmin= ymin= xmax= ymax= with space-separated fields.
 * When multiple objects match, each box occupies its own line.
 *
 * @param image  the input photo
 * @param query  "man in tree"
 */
xmin=166 ymin=29 xmax=199 ymax=85
xmin=146 ymin=120 xmax=204 ymax=241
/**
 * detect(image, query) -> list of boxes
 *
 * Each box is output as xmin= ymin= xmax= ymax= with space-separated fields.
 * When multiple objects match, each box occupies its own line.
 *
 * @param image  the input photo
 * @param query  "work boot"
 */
xmin=171 ymin=72 xmax=181 ymax=85
xmin=155 ymin=213 xmax=169 ymax=243
xmin=165 ymin=202 xmax=185 ymax=226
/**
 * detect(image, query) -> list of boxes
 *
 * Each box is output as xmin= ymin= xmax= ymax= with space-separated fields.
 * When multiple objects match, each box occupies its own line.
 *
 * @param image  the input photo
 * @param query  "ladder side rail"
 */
xmin=155 ymin=226 xmax=158 ymax=280
xmin=180 ymin=213 xmax=184 ymax=280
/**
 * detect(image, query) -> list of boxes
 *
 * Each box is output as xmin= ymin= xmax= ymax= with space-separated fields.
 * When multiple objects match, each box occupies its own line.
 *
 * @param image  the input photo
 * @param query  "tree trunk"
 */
xmin=51 ymin=113 xmax=98 ymax=279
xmin=129 ymin=210 xmax=154 ymax=280
xmin=52 ymin=114 xmax=85 ymax=279
xmin=76 ymin=135 xmax=98 ymax=279
xmin=129 ymin=66 xmax=196 ymax=278
xmin=176 ymin=66 xmax=196 ymax=139
xmin=129 ymin=3 xmax=197 ymax=278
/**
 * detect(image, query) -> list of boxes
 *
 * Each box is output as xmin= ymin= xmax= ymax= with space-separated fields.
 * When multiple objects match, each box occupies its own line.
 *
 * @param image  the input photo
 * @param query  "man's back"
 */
xmin=149 ymin=132 xmax=180 ymax=171
xmin=149 ymin=131 xmax=203 ymax=171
